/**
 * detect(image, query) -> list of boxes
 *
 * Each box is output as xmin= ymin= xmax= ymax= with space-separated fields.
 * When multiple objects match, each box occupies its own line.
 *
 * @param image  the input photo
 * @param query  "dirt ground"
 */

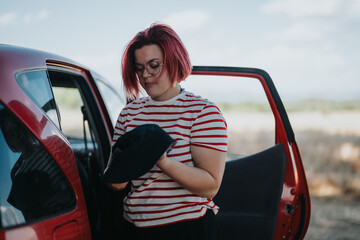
xmin=305 ymin=197 xmax=360 ymax=240
xmin=290 ymin=111 xmax=360 ymax=240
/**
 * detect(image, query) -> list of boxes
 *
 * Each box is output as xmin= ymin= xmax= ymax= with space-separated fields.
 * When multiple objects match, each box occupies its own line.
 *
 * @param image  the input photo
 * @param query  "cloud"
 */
xmin=0 ymin=12 xmax=17 ymax=27
xmin=189 ymin=41 xmax=355 ymax=100
xmin=267 ymin=21 xmax=328 ymax=41
xmin=0 ymin=9 xmax=49 ymax=27
xmin=163 ymin=10 xmax=210 ymax=33
xmin=242 ymin=44 xmax=347 ymax=98
xmin=247 ymin=44 xmax=344 ymax=71
xmin=346 ymin=0 xmax=360 ymax=17
xmin=23 ymin=9 xmax=49 ymax=24
xmin=261 ymin=0 xmax=342 ymax=17
xmin=262 ymin=0 xmax=360 ymax=18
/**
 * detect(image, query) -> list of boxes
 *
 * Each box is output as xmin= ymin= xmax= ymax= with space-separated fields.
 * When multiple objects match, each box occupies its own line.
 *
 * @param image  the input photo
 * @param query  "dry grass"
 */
xmin=293 ymin=113 xmax=360 ymax=239
xmin=287 ymin=110 xmax=360 ymax=199
xmin=224 ymin=110 xmax=360 ymax=199
xmin=297 ymin=129 xmax=360 ymax=199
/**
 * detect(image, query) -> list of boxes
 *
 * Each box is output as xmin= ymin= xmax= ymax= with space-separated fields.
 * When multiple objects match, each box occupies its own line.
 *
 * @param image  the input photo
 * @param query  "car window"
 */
xmin=183 ymin=75 xmax=275 ymax=160
xmin=95 ymin=78 xmax=124 ymax=126
xmin=15 ymin=70 xmax=60 ymax=128
xmin=52 ymin=86 xmax=87 ymax=140
xmin=0 ymin=104 xmax=76 ymax=229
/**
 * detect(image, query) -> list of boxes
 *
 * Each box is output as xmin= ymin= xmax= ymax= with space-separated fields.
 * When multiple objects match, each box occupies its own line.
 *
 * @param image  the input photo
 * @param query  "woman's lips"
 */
xmin=144 ymin=82 xmax=153 ymax=88
xmin=144 ymin=80 xmax=156 ymax=88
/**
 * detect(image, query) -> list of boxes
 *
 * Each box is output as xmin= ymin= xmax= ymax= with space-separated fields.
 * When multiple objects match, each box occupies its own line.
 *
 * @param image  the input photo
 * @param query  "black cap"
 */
xmin=103 ymin=124 xmax=175 ymax=183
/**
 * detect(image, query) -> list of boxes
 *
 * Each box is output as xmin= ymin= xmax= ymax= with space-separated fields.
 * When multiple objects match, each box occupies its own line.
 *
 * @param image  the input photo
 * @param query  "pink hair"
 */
xmin=121 ymin=23 xmax=192 ymax=102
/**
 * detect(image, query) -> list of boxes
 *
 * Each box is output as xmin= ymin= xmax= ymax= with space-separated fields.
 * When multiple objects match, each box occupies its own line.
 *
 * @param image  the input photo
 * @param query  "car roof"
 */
xmin=0 ymin=44 xmax=113 ymax=130
xmin=0 ymin=44 xmax=85 ymax=73
xmin=0 ymin=44 xmax=114 ymax=94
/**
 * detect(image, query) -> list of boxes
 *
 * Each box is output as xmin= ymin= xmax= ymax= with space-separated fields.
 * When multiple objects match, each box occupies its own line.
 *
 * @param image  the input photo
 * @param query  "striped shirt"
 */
xmin=112 ymin=90 xmax=228 ymax=228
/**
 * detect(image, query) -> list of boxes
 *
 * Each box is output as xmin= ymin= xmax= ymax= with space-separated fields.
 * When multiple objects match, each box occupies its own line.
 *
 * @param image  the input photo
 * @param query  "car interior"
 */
xmin=214 ymin=144 xmax=286 ymax=239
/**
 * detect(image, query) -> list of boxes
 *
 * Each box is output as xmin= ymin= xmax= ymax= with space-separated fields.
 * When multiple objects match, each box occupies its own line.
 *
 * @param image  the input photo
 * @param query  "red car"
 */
xmin=0 ymin=44 xmax=310 ymax=239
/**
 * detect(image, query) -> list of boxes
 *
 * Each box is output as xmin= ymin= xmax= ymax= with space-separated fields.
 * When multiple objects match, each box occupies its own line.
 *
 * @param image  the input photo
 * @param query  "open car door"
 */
xmin=184 ymin=66 xmax=311 ymax=240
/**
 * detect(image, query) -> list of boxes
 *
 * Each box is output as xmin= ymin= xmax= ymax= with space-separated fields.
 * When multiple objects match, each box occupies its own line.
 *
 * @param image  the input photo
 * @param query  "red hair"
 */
xmin=121 ymin=23 xmax=192 ymax=102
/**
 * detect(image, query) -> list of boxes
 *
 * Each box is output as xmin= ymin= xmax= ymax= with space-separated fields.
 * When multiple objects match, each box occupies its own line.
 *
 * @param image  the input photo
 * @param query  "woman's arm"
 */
xmin=156 ymin=145 xmax=226 ymax=199
xmin=107 ymin=182 xmax=128 ymax=191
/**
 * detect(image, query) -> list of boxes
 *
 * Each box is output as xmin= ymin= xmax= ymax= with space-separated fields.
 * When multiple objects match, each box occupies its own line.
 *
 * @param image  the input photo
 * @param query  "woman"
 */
xmin=108 ymin=23 xmax=227 ymax=239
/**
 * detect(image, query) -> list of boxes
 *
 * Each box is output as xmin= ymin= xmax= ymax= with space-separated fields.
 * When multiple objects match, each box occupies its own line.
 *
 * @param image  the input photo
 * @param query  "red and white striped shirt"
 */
xmin=112 ymin=90 xmax=228 ymax=228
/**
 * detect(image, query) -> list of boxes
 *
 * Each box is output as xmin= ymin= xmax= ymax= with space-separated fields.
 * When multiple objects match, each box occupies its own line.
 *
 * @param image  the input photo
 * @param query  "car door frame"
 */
xmin=46 ymin=59 xmax=118 ymax=239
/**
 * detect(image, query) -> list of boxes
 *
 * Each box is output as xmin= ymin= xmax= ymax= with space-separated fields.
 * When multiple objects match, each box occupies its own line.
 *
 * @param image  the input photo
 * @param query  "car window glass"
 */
xmin=52 ymin=86 xmax=86 ymax=140
xmin=95 ymin=79 xmax=124 ymax=126
xmin=0 ymin=104 xmax=76 ymax=229
xmin=183 ymin=75 xmax=275 ymax=160
xmin=16 ymin=70 xmax=60 ymax=128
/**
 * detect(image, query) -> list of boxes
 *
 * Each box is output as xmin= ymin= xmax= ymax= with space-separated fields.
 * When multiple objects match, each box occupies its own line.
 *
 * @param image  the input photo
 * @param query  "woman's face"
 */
xmin=134 ymin=44 xmax=179 ymax=101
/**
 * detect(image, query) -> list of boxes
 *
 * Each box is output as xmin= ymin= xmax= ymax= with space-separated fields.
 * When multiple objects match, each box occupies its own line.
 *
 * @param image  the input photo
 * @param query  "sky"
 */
xmin=1 ymin=0 xmax=360 ymax=102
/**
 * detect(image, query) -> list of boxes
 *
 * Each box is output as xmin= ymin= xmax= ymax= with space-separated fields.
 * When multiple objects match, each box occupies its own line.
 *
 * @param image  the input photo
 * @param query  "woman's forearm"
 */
xmin=156 ymin=146 xmax=226 ymax=199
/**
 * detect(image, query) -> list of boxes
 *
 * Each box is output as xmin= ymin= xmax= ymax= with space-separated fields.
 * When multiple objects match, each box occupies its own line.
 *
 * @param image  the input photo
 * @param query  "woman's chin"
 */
xmin=146 ymin=90 xmax=159 ymax=98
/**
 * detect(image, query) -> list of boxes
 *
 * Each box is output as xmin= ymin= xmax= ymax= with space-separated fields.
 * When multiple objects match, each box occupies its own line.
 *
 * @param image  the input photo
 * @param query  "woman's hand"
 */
xmin=106 ymin=182 xmax=128 ymax=191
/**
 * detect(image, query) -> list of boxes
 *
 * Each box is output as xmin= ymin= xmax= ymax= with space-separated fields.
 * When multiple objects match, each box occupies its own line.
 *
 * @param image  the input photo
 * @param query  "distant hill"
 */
xmin=217 ymin=98 xmax=360 ymax=112
xmin=283 ymin=98 xmax=360 ymax=112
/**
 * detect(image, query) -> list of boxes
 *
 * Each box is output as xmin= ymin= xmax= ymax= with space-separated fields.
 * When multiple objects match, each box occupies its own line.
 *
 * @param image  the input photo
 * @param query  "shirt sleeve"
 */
xmin=190 ymin=103 xmax=228 ymax=152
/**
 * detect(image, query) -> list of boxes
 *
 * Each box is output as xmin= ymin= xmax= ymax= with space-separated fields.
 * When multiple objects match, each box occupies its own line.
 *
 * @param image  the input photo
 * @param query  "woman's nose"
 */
xmin=141 ymin=69 xmax=151 ymax=78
